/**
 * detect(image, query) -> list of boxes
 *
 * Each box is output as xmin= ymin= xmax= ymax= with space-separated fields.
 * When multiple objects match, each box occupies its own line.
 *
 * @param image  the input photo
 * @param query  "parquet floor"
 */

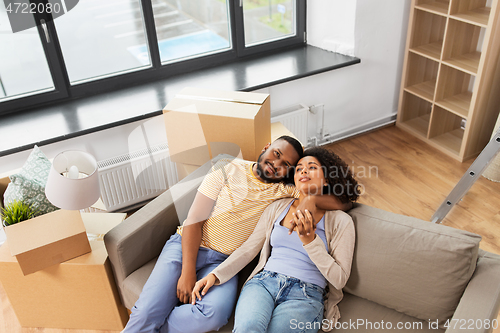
xmin=1 ymin=125 xmax=499 ymax=333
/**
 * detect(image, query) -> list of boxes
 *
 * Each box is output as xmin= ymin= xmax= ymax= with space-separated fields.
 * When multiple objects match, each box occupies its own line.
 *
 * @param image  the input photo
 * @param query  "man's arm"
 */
xmin=298 ymin=194 xmax=352 ymax=213
xmin=311 ymin=194 xmax=353 ymax=211
xmin=177 ymin=192 xmax=215 ymax=304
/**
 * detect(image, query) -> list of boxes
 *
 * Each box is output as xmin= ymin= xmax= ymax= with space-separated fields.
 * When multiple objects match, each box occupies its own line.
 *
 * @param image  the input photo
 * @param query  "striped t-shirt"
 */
xmin=178 ymin=158 xmax=300 ymax=255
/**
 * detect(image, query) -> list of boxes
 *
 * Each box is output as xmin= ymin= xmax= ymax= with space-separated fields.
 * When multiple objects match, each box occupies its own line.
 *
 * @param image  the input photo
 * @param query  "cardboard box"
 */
xmin=164 ymin=87 xmax=271 ymax=166
xmin=175 ymin=121 xmax=301 ymax=181
xmin=1 ymin=172 xmax=92 ymax=275
xmin=3 ymin=209 xmax=91 ymax=275
xmin=0 ymin=173 xmax=11 ymax=203
xmin=0 ymin=213 xmax=128 ymax=330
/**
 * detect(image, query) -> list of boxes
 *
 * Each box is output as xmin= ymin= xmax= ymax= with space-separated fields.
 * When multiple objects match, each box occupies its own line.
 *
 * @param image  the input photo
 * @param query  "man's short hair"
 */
xmin=275 ymin=135 xmax=304 ymax=159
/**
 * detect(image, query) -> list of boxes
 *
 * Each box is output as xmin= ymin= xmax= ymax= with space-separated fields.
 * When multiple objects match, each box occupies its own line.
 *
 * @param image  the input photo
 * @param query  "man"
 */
xmin=123 ymin=136 xmax=350 ymax=333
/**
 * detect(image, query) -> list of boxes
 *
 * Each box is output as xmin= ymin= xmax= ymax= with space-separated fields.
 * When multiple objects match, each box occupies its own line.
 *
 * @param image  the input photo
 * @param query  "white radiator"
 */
xmin=271 ymin=104 xmax=309 ymax=144
xmin=97 ymin=143 xmax=178 ymax=212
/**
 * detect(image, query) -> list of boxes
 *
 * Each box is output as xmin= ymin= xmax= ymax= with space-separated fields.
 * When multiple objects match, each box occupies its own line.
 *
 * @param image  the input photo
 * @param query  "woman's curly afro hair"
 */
xmin=302 ymin=147 xmax=360 ymax=204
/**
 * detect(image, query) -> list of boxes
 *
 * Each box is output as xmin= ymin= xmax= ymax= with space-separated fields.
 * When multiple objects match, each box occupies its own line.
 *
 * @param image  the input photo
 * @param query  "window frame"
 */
xmin=0 ymin=0 xmax=306 ymax=116
xmin=234 ymin=0 xmax=306 ymax=57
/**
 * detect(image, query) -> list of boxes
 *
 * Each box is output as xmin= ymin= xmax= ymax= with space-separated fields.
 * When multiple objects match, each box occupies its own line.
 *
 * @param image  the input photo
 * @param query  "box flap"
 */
xmin=5 ymin=210 xmax=85 ymax=256
xmin=165 ymin=97 xmax=262 ymax=119
xmin=0 ymin=235 xmax=107 ymax=266
xmin=0 ymin=175 xmax=11 ymax=203
xmin=81 ymin=212 xmax=126 ymax=235
xmin=15 ymin=232 xmax=91 ymax=275
xmin=178 ymin=87 xmax=269 ymax=105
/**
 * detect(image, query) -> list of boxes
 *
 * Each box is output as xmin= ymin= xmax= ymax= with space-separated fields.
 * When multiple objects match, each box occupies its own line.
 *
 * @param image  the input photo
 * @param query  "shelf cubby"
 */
xmin=434 ymin=64 xmax=474 ymax=118
xmin=399 ymin=92 xmax=432 ymax=137
xmin=429 ymin=106 xmax=465 ymax=155
xmin=450 ymin=0 xmax=492 ymax=26
xmin=410 ymin=9 xmax=447 ymax=60
xmin=404 ymin=53 xmax=439 ymax=101
xmin=442 ymin=18 xmax=485 ymax=74
xmin=416 ymin=0 xmax=451 ymax=15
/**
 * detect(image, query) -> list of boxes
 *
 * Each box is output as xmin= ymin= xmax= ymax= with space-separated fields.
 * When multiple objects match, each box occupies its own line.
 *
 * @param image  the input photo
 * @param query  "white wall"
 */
xmin=266 ymin=0 xmax=411 ymax=144
xmin=306 ymin=0 xmax=356 ymax=56
xmin=0 ymin=0 xmax=411 ymax=174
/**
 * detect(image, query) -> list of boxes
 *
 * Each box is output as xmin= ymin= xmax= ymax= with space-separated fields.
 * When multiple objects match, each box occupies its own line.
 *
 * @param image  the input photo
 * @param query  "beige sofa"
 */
xmin=104 ymin=156 xmax=500 ymax=333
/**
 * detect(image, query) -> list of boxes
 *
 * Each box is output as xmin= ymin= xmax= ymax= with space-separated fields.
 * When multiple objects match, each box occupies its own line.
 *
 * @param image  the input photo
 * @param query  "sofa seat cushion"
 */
xmin=330 ymin=292 xmax=445 ymax=333
xmin=123 ymin=257 xmax=158 ymax=309
xmin=345 ymin=204 xmax=481 ymax=326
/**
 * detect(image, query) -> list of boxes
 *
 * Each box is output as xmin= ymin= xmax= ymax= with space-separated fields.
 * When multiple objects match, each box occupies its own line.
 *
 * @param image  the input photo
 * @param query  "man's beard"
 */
xmin=255 ymin=152 xmax=281 ymax=183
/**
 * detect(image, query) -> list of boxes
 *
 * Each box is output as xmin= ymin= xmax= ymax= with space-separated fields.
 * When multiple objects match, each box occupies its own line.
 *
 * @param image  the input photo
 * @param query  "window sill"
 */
xmin=0 ymin=45 xmax=359 ymax=157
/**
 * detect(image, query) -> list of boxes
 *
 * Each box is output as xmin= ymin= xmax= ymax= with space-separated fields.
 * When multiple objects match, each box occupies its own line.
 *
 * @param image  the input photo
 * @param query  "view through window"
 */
xmin=0 ymin=0 xmax=303 ymax=114
xmin=0 ymin=5 xmax=54 ymax=100
xmin=54 ymin=0 xmax=151 ymax=83
xmin=243 ymin=0 xmax=295 ymax=46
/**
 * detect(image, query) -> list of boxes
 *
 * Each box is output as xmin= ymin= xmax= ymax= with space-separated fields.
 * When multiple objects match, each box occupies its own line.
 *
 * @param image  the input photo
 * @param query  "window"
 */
xmin=0 ymin=0 xmax=305 ymax=115
xmin=242 ymin=0 xmax=296 ymax=47
xmin=53 ymin=0 xmax=151 ymax=83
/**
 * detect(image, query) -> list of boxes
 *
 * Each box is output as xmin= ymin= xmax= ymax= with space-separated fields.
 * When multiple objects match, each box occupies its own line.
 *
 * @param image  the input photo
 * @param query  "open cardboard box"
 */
xmin=0 ymin=174 xmax=91 ymax=275
xmin=0 ymin=212 xmax=128 ymax=330
xmin=164 ymin=87 xmax=271 ymax=179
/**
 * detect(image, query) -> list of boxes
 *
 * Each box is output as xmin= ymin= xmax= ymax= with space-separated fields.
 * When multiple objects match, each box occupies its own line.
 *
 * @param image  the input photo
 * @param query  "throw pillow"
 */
xmin=345 ymin=204 xmax=480 ymax=327
xmin=3 ymin=146 xmax=59 ymax=215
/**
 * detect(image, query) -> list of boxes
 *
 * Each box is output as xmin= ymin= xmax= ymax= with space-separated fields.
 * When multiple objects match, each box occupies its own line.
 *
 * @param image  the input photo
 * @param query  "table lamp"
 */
xmin=45 ymin=150 xmax=100 ymax=210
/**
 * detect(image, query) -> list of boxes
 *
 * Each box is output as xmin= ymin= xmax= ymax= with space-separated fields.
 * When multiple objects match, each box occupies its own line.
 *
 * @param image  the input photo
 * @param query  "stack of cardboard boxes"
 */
xmin=0 ymin=174 xmax=128 ymax=330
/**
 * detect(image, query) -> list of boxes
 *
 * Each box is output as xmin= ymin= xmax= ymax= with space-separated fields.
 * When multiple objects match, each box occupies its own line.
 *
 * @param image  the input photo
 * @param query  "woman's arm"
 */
xmin=294 ymin=211 xmax=355 ymax=290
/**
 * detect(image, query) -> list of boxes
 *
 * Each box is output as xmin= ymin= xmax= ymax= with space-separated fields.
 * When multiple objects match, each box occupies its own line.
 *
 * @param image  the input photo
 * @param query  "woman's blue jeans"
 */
xmin=233 ymin=271 xmax=325 ymax=333
xmin=122 ymin=233 xmax=238 ymax=333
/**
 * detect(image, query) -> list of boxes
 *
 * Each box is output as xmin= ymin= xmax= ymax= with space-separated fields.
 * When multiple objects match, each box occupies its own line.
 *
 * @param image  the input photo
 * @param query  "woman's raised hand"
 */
xmin=191 ymin=273 xmax=218 ymax=304
xmin=290 ymin=209 xmax=317 ymax=245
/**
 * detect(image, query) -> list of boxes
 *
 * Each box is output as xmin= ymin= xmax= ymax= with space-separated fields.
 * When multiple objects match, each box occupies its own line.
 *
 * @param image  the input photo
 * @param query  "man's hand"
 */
xmin=191 ymin=273 xmax=219 ymax=304
xmin=177 ymin=271 xmax=197 ymax=304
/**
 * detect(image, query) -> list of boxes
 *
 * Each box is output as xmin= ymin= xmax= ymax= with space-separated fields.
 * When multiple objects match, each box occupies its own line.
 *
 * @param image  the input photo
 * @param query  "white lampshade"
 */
xmin=45 ymin=151 xmax=100 ymax=210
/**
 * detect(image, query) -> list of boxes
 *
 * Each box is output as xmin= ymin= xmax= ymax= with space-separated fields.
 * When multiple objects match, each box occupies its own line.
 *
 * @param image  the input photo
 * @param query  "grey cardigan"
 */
xmin=211 ymin=198 xmax=356 ymax=331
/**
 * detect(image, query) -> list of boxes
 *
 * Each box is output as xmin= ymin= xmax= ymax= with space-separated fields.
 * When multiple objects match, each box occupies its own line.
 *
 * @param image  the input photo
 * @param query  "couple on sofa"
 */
xmin=122 ymin=136 xmax=359 ymax=333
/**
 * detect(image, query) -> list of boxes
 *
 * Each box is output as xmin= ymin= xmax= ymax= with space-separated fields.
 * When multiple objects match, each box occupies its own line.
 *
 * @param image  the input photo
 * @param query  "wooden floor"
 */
xmin=325 ymin=125 xmax=500 ymax=256
xmin=1 ymin=125 xmax=499 ymax=333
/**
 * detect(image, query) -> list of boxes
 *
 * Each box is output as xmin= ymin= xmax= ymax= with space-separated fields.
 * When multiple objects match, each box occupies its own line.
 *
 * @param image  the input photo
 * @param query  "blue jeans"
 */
xmin=123 ymin=233 xmax=238 ymax=333
xmin=233 ymin=271 xmax=325 ymax=333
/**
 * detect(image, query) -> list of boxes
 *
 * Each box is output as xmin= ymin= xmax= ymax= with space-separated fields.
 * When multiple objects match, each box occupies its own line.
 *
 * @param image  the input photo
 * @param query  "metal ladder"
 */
xmin=431 ymin=126 xmax=500 ymax=224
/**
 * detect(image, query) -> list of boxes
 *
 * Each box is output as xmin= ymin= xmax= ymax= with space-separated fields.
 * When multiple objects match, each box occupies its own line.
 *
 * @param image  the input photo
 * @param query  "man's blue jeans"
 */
xmin=123 ymin=233 xmax=238 ymax=333
xmin=233 ymin=271 xmax=324 ymax=333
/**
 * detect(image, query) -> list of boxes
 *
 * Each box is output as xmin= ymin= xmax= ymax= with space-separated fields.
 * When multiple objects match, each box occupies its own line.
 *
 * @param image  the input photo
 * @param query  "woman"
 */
xmin=192 ymin=147 xmax=359 ymax=333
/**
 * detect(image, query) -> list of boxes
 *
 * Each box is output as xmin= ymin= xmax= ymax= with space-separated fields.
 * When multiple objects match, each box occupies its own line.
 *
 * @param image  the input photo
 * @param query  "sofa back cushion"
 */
xmin=345 ymin=204 xmax=480 ymax=325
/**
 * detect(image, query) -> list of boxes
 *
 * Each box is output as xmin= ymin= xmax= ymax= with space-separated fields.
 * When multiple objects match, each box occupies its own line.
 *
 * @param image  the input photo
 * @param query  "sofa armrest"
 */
xmin=446 ymin=250 xmax=500 ymax=333
xmin=104 ymin=154 xmax=233 ymax=303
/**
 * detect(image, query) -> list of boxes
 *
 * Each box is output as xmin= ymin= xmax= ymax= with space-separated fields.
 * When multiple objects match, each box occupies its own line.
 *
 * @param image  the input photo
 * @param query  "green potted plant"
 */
xmin=1 ymin=200 xmax=38 ymax=227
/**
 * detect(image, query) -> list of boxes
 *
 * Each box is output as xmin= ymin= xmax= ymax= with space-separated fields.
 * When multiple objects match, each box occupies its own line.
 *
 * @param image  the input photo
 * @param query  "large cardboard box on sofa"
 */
xmin=0 ymin=176 xmax=91 ymax=275
xmin=0 ymin=213 xmax=128 ymax=330
xmin=163 ymin=87 xmax=271 ymax=166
